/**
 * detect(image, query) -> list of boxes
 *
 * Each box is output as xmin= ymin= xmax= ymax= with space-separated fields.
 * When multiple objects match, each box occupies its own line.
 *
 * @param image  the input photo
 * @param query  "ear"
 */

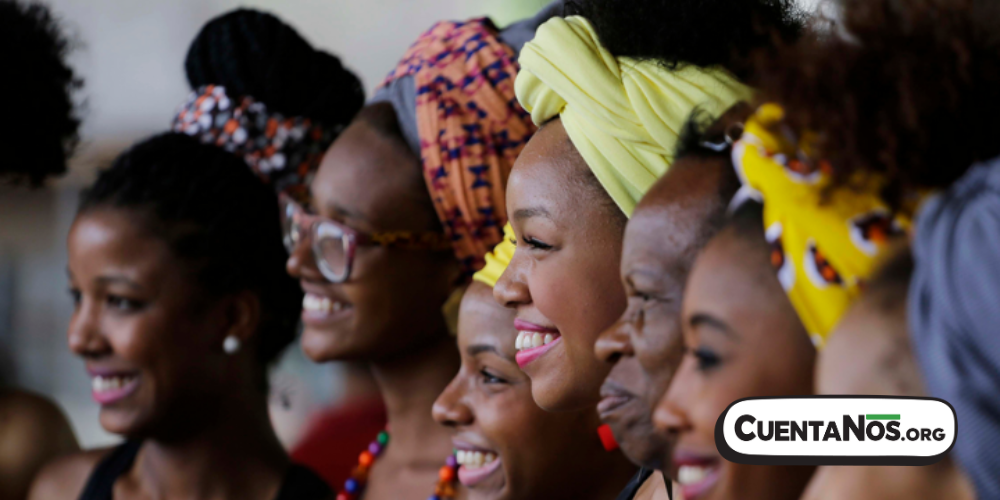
xmin=221 ymin=290 xmax=262 ymax=345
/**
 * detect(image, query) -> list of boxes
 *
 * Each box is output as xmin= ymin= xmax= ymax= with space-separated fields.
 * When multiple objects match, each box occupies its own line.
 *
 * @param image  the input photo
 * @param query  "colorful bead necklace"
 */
xmin=336 ymin=429 xmax=460 ymax=500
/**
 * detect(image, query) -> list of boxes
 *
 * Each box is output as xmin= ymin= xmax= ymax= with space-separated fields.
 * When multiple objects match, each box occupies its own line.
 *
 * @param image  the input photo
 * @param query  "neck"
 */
xmin=370 ymin=333 xmax=459 ymax=466
xmin=133 ymin=391 xmax=288 ymax=499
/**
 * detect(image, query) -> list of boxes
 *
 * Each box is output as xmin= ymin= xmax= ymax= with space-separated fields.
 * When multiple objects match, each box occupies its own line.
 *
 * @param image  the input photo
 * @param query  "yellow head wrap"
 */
xmin=732 ymin=103 xmax=913 ymax=347
xmin=473 ymin=223 xmax=516 ymax=288
xmin=515 ymin=16 xmax=754 ymax=216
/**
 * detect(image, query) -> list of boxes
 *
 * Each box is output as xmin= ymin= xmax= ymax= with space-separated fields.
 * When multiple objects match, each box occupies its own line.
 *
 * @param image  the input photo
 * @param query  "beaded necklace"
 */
xmin=336 ymin=429 xmax=460 ymax=500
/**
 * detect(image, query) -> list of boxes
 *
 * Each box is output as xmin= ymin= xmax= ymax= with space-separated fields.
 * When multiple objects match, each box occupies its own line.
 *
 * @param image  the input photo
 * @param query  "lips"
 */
xmin=453 ymin=441 xmax=502 ymax=487
xmin=597 ymin=380 xmax=635 ymax=418
xmin=88 ymin=371 xmax=140 ymax=405
xmin=673 ymin=451 xmax=721 ymax=500
xmin=513 ymin=318 xmax=561 ymax=368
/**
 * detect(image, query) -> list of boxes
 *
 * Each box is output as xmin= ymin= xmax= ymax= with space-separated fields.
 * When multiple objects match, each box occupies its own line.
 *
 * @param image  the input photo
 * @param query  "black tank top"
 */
xmin=78 ymin=441 xmax=331 ymax=500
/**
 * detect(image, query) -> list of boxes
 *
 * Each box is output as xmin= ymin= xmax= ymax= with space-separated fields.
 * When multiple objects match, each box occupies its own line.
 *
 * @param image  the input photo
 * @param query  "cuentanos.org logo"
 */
xmin=715 ymin=396 xmax=957 ymax=466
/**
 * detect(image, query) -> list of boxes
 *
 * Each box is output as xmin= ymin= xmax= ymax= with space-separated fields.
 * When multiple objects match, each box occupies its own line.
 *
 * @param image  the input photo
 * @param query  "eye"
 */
xmin=68 ymin=288 xmax=81 ymax=306
xmin=106 ymin=295 xmax=145 ymax=312
xmin=693 ymin=346 xmax=722 ymax=371
xmin=479 ymin=369 xmax=508 ymax=385
xmin=522 ymin=236 xmax=553 ymax=251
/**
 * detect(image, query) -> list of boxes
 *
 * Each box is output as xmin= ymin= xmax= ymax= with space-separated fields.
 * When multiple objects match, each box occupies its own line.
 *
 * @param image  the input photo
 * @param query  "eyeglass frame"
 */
xmin=279 ymin=194 xmax=453 ymax=283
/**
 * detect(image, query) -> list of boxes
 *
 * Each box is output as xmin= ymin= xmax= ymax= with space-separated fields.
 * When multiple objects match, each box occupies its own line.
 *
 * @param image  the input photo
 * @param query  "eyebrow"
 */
xmin=689 ymin=313 xmax=738 ymax=339
xmin=511 ymin=207 xmax=551 ymax=222
xmin=467 ymin=343 xmax=515 ymax=362
xmin=96 ymin=275 xmax=143 ymax=291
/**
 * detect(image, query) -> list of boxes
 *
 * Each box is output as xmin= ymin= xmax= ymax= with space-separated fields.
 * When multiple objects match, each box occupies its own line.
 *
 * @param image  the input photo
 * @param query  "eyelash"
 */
xmin=521 ymin=236 xmax=553 ymax=251
xmin=480 ymin=369 xmax=507 ymax=385
xmin=107 ymin=295 xmax=145 ymax=312
xmin=693 ymin=347 xmax=722 ymax=372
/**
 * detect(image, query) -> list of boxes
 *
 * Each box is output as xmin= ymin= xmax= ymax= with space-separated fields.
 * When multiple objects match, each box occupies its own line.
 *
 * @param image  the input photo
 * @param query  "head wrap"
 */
xmin=515 ymin=16 xmax=753 ymax=217
xmin=908 ymin=157 xmax=1000 ymax=499
xmin=172 ymin=85 xmax=341 ymax=203
xmin=473 ymin=223 xmax=516 ymax=288
xmin=380 ymin=18 xmax=536 ymax=276
xmin=731 ymin=103 xmax=912 ymax=346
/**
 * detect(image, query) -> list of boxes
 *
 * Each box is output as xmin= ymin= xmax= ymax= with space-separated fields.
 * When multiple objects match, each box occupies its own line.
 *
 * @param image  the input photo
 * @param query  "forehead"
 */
xmin=311 ymin=119 xmax=431 ymax=231
xmin=623 ymin=157 xmax=726 ymax=271
xmin=506 ymin=120 xmax=596 ymax=224
xmin=458 ymin=283 xmax=518 ymax=357
xmin=69 ymin=209 xmax=176 ymax=277
xmin=685 ymin=229 xmax=777 ymax=315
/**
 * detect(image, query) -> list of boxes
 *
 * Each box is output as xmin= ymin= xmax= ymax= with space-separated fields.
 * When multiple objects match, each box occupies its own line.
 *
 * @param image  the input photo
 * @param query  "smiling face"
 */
xmin=494 ymin=119 xmax=627 ymax=411
xmin=654 ymin=209 xmax=816 ymax=500
xmin=595 ymin=153 xmax=733 ymax=470
xmin=434 ymin=282 xmax=622 ymax=500
xmin=67 ymin=209 xmax=234 ymax=437
xmin=286 ymin=104 xmax=461 ymax=362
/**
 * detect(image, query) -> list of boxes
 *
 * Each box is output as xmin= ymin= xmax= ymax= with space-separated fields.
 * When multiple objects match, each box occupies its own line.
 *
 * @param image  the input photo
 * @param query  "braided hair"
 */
xmin=185 ymin=8 xmax=364 ymax=127
xmin=79 ymin=133 xmax=302 ymax=369
xmin=0 ymin=0 xmax=81 ymax=185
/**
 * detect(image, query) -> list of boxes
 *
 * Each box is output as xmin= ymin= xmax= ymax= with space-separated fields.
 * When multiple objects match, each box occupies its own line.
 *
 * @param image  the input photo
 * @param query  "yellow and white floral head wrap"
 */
xmin=515 ymin=16 xmax=754 ymax=217
xmin=731 ymin=103 xmax=913 ymax=347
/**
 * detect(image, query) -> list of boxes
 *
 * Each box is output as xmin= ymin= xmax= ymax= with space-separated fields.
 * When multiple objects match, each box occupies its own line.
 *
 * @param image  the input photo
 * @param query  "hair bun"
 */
xmin=185 ymin=8 xmax=363 ymax=127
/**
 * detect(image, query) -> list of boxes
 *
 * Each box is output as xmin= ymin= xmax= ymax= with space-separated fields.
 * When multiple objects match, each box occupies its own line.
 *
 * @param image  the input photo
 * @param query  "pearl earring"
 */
xmin=223 ymin=336 xmax=241 ymax=355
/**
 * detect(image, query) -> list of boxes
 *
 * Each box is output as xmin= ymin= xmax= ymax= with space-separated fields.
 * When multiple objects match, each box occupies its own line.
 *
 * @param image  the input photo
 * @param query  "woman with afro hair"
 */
xmin=29 ymin=9 xmax=363 ymax=500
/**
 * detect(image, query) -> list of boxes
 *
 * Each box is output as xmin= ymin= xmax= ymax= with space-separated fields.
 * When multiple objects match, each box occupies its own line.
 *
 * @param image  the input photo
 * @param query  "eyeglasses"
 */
xmin=279 ymin=194 xmax=452 ymax=283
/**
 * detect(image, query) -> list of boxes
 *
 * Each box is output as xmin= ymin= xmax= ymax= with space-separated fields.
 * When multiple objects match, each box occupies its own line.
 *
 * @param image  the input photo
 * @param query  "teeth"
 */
xmin=455 ymin=449 xmax=499 ymax=469
xmin=678 ymin=465 xmax=710 ymax=485
xmin=514 ymin=331 xmax=559 ymax=352
xmin=302 ymin=294 xmax=348 ymax=313
xmin=91 ymin=375 xmax=137 ymax=393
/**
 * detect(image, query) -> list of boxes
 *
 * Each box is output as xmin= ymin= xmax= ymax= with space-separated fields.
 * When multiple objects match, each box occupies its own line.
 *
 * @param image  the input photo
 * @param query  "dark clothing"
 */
xmin=616 ymin=467 xmax=653 ymax=500
xmin=78 ymin=441 xmax=331 ymax=500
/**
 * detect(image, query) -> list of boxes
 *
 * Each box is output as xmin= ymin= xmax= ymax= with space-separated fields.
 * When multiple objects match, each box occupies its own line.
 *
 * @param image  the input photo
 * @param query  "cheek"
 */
xmin=634 ymin=308 xmax=684 ymax=379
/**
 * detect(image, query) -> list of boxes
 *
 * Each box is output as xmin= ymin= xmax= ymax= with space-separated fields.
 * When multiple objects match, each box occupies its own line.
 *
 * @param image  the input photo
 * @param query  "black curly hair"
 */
xmin=78 ymin=133 xmax=303 ymax=371
xmin=567 ymin=0 xmax=804 ymax=80
xmin=756 ymin=0 xmax=1000 ymax=205
xmin=0 ymin=0 xmax=81 ymax=186
xmin=185 ymin=8 xmax=364 ymax=127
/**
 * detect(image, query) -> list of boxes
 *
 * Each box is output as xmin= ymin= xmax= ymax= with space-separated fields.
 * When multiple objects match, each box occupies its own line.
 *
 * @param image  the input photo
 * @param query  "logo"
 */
xmin=715 ymin=396 xmax=956 ymax=466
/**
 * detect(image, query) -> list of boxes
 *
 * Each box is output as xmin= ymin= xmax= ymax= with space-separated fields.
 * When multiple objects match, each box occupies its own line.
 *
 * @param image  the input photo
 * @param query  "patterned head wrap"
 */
xmin=732 ymin=103 xmax=913 ymax=346
xmin=515 ymin=16 xmax=753 ymax=217
xmin=380 ymin=18 xmax=536 ymax=276
xmin=908 ymin=157 xmax=1000 ymax=499
xmin=172 ymin=84 xmax=342 ymax=203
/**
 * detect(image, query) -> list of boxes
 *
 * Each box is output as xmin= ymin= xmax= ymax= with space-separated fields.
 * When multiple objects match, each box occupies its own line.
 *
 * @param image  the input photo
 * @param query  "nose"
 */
xmin=652 ymin=358 xmax=694 ymax=437
xmin=492 ymin=250 xmax=530 ymax=309
xmin=595 ymin=314 xmax=635 ymax=364
xmin=432 ymin=375 xmax=474 ymax=428
xmin=286 ymin=234 xmax=324 ymax=282
xmin=68 ymin=299 xmax=111 ymax=358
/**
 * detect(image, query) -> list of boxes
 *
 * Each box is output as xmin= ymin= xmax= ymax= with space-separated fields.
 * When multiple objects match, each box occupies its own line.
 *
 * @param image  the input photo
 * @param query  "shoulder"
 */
xmin=27 ymin=448 xmax=111 ymax=500
xmin=0 ymin=390 xmax=81 ymax=499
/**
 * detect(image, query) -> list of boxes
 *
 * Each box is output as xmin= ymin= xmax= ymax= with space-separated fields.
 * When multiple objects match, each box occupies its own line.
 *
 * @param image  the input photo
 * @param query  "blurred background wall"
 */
xmin=0 ymin=0 xmax=823 ymax=450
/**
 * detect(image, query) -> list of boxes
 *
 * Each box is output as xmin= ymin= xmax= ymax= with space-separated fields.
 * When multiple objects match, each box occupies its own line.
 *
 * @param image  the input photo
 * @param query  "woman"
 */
xmin=30 ymin=134 xmax=330 ymax=500
xmin=493 ymin=6 xmax=766 ymax=412
xmin=802 ymin=249 xmax=975 ymax=500
xmin=1 ymin=2 xmax=83 ymax=498
xmin=173 ymin=8 xmax=367 ymax=486
xmin=433 ymin=278 xmax=638 ymax=500
xmin=654 ymin=203 xmax=816 ymax=500
xmin=751 ymin=0 xmax=1000 ymax=494
xmin=283 ymin=11 xmax=546 ymax=500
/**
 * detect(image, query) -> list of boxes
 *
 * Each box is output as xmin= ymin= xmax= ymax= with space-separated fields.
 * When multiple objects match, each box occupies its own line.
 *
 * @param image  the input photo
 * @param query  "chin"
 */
xmin=99 ymin=410 xmax=150 ymax=438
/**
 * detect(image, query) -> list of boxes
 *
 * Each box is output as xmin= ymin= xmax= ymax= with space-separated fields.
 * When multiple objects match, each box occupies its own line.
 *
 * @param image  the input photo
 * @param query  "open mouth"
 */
xmin=454 ymin=446 xmax=502 ymax=487
xmin=301 ymin=293 xmax=352 ymax=323
xmin=674 ymin=454 xmax=721 ymax=500
xmin=90 ymin=373 xmax=140 ymax=405
xmin=513 ymin=318 xmax=561 ymax=368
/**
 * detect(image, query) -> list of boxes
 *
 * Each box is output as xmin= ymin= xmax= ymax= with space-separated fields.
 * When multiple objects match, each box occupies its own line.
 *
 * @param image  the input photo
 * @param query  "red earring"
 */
xmin=598 ymin=424 xmax=619 ymax=452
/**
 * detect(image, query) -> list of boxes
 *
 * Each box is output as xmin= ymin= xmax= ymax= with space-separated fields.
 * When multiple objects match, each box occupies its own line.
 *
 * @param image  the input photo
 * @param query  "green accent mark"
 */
xmin=866 ymin=414 xmax=900 ymax=420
